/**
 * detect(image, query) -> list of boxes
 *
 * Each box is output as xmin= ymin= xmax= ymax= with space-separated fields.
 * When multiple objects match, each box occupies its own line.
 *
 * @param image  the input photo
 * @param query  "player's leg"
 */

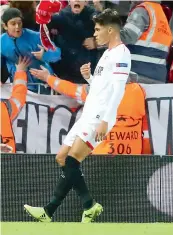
xmin=55 ymin=144 xmax=70 ymax=167
xmin=24 ymin=145 xmax=72 ymax=222
xmin=64 ymin=135 xmax=103 ymax=223
xmin=24 ymin=121 xmax=80 ymax=222
xmin=44 ymin=145 xmax=73 ymax=218
xmin=44 ymin=138 xmax=94 ymax=220
xmin=65 ymin=137 xmax=93 ymax=206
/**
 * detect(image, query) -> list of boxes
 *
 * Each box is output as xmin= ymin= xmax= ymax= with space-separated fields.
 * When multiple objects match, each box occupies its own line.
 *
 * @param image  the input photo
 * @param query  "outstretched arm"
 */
xmin=9 ymin=57 xmax=30 ymax=121
xmin=30 ymin=66 xmax=88 ymax=103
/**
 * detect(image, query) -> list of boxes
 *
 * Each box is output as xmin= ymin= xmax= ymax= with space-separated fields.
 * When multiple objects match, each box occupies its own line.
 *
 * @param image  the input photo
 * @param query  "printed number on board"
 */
xmin=108 ymin=143 xmax=132 ymax=154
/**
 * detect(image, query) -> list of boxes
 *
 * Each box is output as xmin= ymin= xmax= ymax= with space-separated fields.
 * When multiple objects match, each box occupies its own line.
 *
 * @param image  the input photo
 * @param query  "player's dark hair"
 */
xmin=93 ymin=8 xmax=122 ymax=29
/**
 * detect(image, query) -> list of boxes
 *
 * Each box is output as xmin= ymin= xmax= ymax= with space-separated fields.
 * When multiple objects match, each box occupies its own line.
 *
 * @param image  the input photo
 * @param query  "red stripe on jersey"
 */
xmin=113 ymin=72 xmax=129 ymax=75
xmin=86 ymin=141 xmax=94 ymax=150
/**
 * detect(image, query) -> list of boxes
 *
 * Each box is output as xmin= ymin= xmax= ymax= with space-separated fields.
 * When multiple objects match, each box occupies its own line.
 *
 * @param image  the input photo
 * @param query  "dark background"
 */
xmin=1 ymin=154 xmax=173 ymax=222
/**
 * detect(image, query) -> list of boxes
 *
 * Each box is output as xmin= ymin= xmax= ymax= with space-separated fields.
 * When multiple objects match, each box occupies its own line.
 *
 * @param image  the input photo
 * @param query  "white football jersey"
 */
xmin=81 ymin=43 xmax=131 ymax=126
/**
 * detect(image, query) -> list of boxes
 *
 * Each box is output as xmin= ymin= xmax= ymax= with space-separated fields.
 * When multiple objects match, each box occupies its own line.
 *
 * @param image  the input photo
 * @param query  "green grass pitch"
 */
xmin=1 ymin=223 xmax=173 ymax=235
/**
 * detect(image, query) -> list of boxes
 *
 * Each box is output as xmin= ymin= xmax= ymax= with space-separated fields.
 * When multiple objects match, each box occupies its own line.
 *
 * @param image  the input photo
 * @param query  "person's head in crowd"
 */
xmin=93 ymin=8 xmax=122 ymax=46
xmin=9 ymin=1 xmax=38 ymax=30
xmin=69 ymin=0 xmax=87 ymax=14
xmin=2 ymin=8 xmax=23 ymax=38
xmin=9 ymin=0 xmax=37 ymax=13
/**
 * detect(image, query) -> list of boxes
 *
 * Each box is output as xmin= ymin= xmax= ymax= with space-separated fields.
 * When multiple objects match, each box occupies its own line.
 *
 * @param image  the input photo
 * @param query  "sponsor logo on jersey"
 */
xmin=94 ymin=66 xmax=104 ymax=76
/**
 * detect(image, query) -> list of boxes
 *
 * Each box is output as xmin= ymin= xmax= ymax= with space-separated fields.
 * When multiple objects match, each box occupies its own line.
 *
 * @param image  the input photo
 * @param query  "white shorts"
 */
xmin=63 ymin=117 xmax=104 ymax=150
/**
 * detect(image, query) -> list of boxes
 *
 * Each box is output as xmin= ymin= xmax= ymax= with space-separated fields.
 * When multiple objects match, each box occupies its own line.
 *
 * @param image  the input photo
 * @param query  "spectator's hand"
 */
xmin=16 ymin=56 xmax=31 ymax=71
xmin=93 ymin=0 xmax=100 ymax=3
xmin=31 ymin=44 xmax=46 ymax=60
xmin=80 ymin=62 xmax=91 ymax=80
xmin=95 ymin=121 xmax=108 ymax=142
xmin=51 ymin=28 xmax=59 ymax=36
xmin=30 ymin=65 xmax=50 ymax=82
xmin=92 ymin=0 xmax=104 ymax=11
xmin=0 ymin=143 xmax=13 ymax=153
xmin=83 ymin=37 xmax=96 ymax=50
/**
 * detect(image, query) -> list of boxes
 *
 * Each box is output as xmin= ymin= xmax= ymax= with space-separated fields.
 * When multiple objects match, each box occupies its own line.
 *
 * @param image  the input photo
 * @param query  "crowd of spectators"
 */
xmin=1 ymin=0 xmax=173 ymax=92
xmin=0 ymin=0 xmax=173 ymax=156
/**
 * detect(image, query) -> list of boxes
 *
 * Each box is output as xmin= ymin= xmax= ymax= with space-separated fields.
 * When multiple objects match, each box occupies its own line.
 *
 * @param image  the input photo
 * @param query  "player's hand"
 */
xmin=83 ymin=37 xmax=96 ymax=50
xmin=0 ymin=143 xmax=13 ymax=153
xmin=80 ymin=62 xmax=91 ymax=80
xmin=95 ymin=121 xmax=108 ymax=142
xmin=16 ymin=56 xmax=31 ymax=71
xmin=30 ymin=65 xmax=50 ymax=82
xmin=31 ymin=44 xmax=47 ymax=60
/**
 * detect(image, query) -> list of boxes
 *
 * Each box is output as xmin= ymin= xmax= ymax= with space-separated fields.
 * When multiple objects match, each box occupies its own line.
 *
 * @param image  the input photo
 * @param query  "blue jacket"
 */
xmin=1 ymin=29 xmax=61 ymax=92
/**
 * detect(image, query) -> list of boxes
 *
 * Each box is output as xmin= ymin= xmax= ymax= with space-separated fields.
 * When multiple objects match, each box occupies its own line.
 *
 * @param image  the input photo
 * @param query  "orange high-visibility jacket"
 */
xmin=1 ymin=71 xmax=27 ymax=153
xmin=47 ymin=76 xmax=146 ymax=154
xmin=128 ymin=1 xmax=172 ymax=82
xmin=93 ymin=83 xmax=146 ymax=155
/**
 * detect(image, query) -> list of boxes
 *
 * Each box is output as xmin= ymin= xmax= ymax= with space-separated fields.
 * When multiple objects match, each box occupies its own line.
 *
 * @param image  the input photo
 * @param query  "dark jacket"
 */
xmin=48 ymin=5 xmax=101 ymax=84
xmin=22 ymin=11 xmax=39 ymax=31
xmin=1 ymin=55 xmax=9 ymax=83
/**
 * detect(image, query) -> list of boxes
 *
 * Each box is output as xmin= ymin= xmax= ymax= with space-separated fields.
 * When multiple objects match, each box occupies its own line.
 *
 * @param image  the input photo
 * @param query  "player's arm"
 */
xmin=103 ymin=60 xmax=130 ymax=123
xmin=81 ymin=75 xmax=93 ymax=85
xmin=80 ymin=62 xmax=93 ymax=85
xmin=85 ymin=75 xmax=94 ymax=85
xmin=95 ymin=53 xmax=131 ymax=142
xmin=102 ymin=79 xmax=127 ymax=123
xmin=9 ymin=57 xmax=30 ymax=122
xmin=95 ymin=78 xmax=127 ymax=142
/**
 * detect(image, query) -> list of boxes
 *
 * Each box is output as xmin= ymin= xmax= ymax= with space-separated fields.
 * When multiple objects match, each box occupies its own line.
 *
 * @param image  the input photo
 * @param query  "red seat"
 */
xmin=167 ymin=44 xmax=173 ymax=83
xmin=161 ymin=4 xmax=172 ymax=22
xmin=60 ymin=0 xmax=68 ymax=9
xmin=169 ymin=62 xmax=173 ymax=83
xmin=0 ymin=0 xmax=8 ymax=5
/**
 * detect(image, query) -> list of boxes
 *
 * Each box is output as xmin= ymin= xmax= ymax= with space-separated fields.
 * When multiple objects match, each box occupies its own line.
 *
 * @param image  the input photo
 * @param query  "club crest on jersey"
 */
xmin=94 ymin=66 xmax=104 ymax=76
xmin=116 ymin=63 xmax=128 ymax=67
